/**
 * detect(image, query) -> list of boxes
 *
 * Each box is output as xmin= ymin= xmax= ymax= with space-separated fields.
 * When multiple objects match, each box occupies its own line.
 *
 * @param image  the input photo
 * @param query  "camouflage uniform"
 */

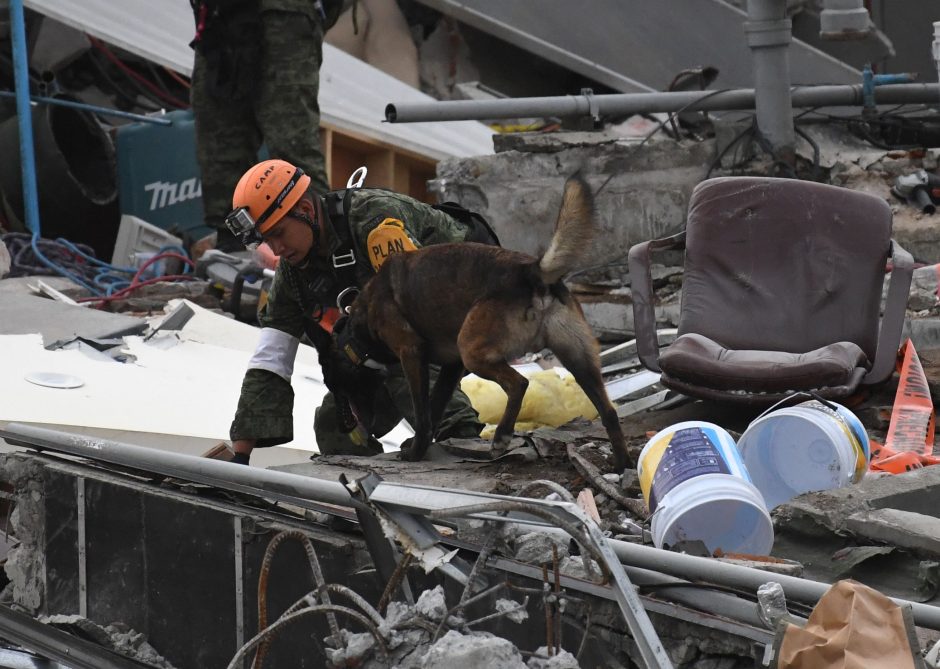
xmin=230 ymin=188 xmax=485 ymax=455
xmin=190 ymin=0 xmax=339 ymax=233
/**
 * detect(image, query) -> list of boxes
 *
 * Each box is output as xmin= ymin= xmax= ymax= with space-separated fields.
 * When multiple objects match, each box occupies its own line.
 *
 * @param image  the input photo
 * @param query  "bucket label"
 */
xmin=640 ymin=426 xmax=731 ymax=513
xmin=802 ymin=401 xmax=868 ymax=484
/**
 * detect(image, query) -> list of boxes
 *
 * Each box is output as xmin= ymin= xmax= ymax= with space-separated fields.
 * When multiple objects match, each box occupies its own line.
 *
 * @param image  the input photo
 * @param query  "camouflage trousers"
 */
xmin=191 ymin=9 xmax=330 ymax=230
xmin=314 ymin=364 xmax=484 ymax=456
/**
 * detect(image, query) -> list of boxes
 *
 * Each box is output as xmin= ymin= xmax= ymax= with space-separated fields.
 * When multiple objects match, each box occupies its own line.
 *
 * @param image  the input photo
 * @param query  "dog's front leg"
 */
xmin=398 ymin=344 xmax=432 ymax=462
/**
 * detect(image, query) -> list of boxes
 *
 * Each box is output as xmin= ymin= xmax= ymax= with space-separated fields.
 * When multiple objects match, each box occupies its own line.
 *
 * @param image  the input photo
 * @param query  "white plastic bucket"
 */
xmin=736 ymin=400 xmax=870 ymax=510
xmin=638 ymin=421 xmax=774 ymax=556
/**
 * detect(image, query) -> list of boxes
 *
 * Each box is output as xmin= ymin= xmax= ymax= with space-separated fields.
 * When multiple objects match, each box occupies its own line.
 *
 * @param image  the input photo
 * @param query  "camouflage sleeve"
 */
xmin=229 ymin=260 xmax=306 ymax=446
xmin=348 ymin=191 xmax=473 ymax=253
xmin=229 ymin=368 xmax=295 ymax=447
xmin=258 ymin=259 xmax=307 ymax=336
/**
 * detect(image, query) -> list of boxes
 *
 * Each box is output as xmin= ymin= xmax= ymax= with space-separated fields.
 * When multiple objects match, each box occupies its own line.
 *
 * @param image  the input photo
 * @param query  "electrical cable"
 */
xmin=705 ymin=118 xmax=757 ymax=179
xmin=162 ymin=66 xmax=192 ymax=90
xmin=88 ymin=36 xmax=188 ymax=109
xmin=145 ymin=61 xmax=189 ymax=103
xmin=794 ymin=125 xmax=821 ymax=181
xmin=637 ymin=89 xmax=734 ymax=147
xmin=3 ymin=230 xmax=195 ymax=302
xmin=76 ymin=273 xmax=198 ymax=306
xmin=84 ymin=49 xmax=162 ymax=113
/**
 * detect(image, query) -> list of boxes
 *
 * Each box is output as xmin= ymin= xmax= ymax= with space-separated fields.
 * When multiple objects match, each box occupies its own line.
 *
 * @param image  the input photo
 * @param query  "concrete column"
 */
xmin=744 ymin=0 xmax=795 ymax=166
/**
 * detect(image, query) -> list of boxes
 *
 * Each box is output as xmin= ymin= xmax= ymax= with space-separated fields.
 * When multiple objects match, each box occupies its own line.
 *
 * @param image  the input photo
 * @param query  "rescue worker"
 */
xmin=189 ymin=0 xmax=342 ymax=251
xmin=226 ymin=159 xmax=493 ymax=464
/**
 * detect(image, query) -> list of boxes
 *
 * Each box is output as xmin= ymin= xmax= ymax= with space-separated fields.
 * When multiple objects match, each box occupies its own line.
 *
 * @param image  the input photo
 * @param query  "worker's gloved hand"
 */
xmin=319 ymin=346 xmax=381 ymax=399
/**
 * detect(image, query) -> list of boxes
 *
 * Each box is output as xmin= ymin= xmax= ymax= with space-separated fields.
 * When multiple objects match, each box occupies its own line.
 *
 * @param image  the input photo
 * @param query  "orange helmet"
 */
xmin=226 ymin=159 xmax=312 ymax=247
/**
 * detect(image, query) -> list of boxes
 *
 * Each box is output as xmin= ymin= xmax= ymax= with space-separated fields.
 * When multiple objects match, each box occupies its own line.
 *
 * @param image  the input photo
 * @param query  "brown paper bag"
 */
xmin=777 ymin=580 xmax=921 ymax=669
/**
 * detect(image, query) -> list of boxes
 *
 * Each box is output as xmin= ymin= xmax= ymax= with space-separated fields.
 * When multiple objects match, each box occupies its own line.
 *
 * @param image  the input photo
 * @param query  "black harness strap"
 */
xmin=321 ymin=187 xmax=361 ymax=296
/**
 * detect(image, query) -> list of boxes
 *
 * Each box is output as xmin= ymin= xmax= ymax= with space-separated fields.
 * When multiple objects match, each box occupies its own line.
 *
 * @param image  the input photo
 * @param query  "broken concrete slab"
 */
xmin=846 ymin=509 xmax=940 ymax=556
xmin=0 ymin=293 xmax=146 ymax=345
xmin=774 ymin=466 xmax=940 ymax=537
xmin=421 ymin=630 xmax=527 ymax=669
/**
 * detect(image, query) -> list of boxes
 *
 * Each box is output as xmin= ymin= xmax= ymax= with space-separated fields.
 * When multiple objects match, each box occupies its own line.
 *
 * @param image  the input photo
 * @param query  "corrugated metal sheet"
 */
xmin=24 ymin=0 xmax=494 ymax=160
xmin=417 ymin=0 xmax=860 ymax=92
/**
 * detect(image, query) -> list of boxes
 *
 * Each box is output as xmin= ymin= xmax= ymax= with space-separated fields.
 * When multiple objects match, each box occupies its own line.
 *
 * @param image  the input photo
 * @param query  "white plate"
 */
xmin=24 ymin=372 xmax=85 ymax=389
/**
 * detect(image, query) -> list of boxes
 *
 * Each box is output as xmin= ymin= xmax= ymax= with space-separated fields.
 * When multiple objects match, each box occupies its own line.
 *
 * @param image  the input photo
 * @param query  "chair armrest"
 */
xmin=863 ymin=239 xmax=914 ymax=385
xmin=627 ymin=231 xmax=686 ymax=373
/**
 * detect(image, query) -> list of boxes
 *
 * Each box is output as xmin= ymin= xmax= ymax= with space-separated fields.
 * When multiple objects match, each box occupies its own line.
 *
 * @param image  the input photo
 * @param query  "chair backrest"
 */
xmin=677 ymin=177 xmax=893 ymax=360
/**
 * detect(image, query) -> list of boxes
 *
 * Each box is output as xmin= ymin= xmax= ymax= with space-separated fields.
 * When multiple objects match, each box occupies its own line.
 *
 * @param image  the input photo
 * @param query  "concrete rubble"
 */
xmin=3 ymin=12 xmax=940 ymax=668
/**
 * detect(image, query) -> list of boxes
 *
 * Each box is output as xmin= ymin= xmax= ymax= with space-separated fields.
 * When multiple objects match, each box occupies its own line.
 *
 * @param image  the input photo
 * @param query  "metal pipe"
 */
xmin=607 ymin=537 xmax=940 ymax=631
xmin=0 ymin=423 xmax=360 ymax=511
xmin=369 ymin=480 xmax=940 ymax=631
xmin=9 ymin=0 xmax=40 ymax=236
xmin=0 ymin=91 xmax=173 ymax=126
xmin=745 ymin=0 xmax=795 ymax=162
xmin=386 ymin=83 xmax=940 ymax=123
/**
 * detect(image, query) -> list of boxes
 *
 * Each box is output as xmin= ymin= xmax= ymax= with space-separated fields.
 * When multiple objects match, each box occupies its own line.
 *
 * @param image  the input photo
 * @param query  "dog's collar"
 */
xmin=342 ymin=342 xmax=387 ymax=371
xmin=336 ymin=321 xmax=387 ymax=371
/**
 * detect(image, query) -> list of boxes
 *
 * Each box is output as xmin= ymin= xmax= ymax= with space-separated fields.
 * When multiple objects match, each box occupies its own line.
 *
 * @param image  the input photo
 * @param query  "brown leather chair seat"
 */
xmin=658 ymin=333 xmax=869 ymax=394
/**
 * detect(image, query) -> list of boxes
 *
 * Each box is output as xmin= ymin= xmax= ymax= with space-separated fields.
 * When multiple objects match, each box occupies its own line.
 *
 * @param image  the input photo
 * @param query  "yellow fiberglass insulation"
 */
xmin=460 ymin=369 xmax=599 ymax=437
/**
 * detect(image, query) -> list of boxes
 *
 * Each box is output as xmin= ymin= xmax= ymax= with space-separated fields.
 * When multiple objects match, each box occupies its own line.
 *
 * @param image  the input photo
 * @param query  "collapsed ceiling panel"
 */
xmin=415 ymin=0 xmax=860 ymax=92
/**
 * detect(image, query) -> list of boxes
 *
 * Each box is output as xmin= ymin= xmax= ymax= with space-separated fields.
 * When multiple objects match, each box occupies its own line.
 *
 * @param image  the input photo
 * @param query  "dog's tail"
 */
xmin=538 ymin=173 xmax=595 ymax=284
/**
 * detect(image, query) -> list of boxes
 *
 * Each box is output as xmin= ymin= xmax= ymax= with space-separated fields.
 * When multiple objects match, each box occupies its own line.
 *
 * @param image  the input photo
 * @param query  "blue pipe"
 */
xmin=0 ymin=91 xmax=173 ymax=126
xmin=9 ymin=0 xmax=40 ymax=236
xmin=862 ymin=63 xmax=916 ymax=113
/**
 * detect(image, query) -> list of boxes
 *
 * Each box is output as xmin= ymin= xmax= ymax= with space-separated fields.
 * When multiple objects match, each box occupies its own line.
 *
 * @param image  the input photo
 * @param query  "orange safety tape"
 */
xmin=870 ymin=438 xmax=940 ymax=474
xmin=883 ymin=339 xmax=935 ymax=458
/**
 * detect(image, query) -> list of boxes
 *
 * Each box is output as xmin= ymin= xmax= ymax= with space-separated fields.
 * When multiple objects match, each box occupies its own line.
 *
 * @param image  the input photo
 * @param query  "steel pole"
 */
xmin=745 ymin=0 xmax=796 ymax=162
xmin=0 ymin=91 xmax=173 ymax=125
xmin=8 ymin=0 xmax=40 ymax=235
xmin=0 ymin=423 xmax=360 ymax=511
xmin=385 ymin=83 xmax=940 ymax=123
xmin=608 ymin=537 xmax=940 ymax=631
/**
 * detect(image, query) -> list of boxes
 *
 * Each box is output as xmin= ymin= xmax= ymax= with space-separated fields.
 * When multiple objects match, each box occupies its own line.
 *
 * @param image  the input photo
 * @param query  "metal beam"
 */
xmin=0 ymin=423 xmax=360 ymax=511
xmin=607 ymin=537 xmax=940 ymax=631
xmin=487 ymin=557 xmax=776 ymax=646
xmin=0 ymin=604 xmax=155 ymax=669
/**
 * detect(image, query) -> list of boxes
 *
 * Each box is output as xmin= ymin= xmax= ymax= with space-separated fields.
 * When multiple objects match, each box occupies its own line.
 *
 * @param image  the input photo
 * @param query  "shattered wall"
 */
xmin=434 ymin=132 xmax=716 ymax=269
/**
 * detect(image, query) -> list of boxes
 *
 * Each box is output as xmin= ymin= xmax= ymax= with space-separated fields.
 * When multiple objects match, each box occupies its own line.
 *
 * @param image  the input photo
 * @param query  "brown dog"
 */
xmin=344 ymin=175 xmax=630 ymax=469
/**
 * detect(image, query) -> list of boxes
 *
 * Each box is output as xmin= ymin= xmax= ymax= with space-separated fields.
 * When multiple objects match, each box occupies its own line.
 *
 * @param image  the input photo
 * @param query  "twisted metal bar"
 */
xmin=252 ymin=531 xmax=339 ymax=669
xmin=228 ymin=605 xmax=389 ymax=669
